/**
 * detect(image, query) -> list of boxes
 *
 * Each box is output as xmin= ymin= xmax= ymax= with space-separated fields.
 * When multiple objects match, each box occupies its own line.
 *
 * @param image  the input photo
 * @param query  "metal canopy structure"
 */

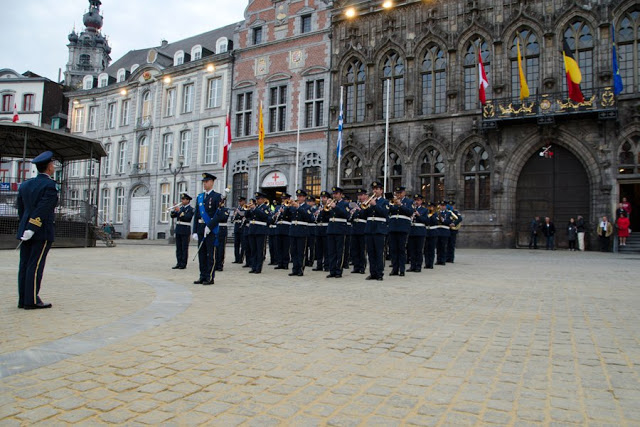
xmin=0 ymin=122 xmax=106 ymax=161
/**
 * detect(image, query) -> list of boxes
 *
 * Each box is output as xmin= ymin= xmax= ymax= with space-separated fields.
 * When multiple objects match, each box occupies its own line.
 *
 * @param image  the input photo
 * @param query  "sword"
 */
xmin=192 ymin=237 xmax=205 ymax=261
xmin=15 ymin=240 xmax=23 ymax=251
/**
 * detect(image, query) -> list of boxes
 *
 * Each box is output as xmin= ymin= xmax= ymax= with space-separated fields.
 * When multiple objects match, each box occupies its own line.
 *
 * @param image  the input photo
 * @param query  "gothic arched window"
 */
xmin=342 ymin=153 xmax=363 ymax=187
xmin=464 ymin=37 xmax=490 ymax=110
xmin=421 ymin=45 xmax=446 ymax=115
xmin=344 ymin=59 xmax=366 ymax=123
xmin=232 ymin=160 xmax=249 ymax=200
xmin=302 ymin=152 xmax=322 ymax=196
xmin=618 ymin=10 xmax=640 ymax=94
xmin=378 ymin=151 xmax=402 ymax=190
xmin=510 ymin=28 xmax=540 ymax=99
xmin=463 ymin=144 xmax=491 ymax=210
xmin=419 ymin=147 xmax=445 ymax=203
xmin=563 ymin=20 xmax=594 ymax=95
xmin=381 ymin=52 xmax=405 ymax=119
xmin=618 ymin=136 xmax=639 ymax=175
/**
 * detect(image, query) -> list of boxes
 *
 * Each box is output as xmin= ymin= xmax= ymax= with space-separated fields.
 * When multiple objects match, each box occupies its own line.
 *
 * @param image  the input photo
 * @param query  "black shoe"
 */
xmin=436 ymin=262 xmax=446 ymax=266
xmin=288 ymin=272 xmax=297 ymax=276
xmin=274 ymin=266 xmax=283 ymax=269
xmin=389 ymin=271 xmax=398 ymax=276
xmin=249 ymin=270 xmax=256 ymax=273
xmin=399 ymin=272 xmax=405 ymax=277
xmin=172 ymin=265 xmax=180 ymax=269
xmin=23 ymin=302 xmax=52 ymax=310
xmin=411 ymin=269 xmax=421 ymax=273
xmin=242 ymin=264 xmax=251 ymax=268
xmin=178 ymin=266 xmax=186 ymax=269
xmin=18 ymin=303 xmax=24 ymax=308
xmin=193 ymin=279 xmax=204 ymax=284
xmin=297 ymin=273 xmax=304 ymax=276
xmin=365 ymin=275 xmax=376 ymax=280
xmin=254 ymin=271 xmax=261 ymax=274
xmin=426 ymin=266 xmax=434 ymax=269
xmin=326 ymin=274 xmax=335 ymax=278
xmin=358 ymin=270 xmax=366 ymax=274
xmin=376 ymin=277 xmax=383 ymax=281
xmin=334 ymin=274 xmax=342 ymax=278
xmin=312 ymin=267 xmax=323 ymax=271
xmin=202 ymin=280 xmax=214 ymax=285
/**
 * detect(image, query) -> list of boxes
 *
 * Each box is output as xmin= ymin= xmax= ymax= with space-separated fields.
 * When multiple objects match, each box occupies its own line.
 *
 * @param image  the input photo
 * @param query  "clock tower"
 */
xmin=64 ymin=0 xmax=111 ymax=89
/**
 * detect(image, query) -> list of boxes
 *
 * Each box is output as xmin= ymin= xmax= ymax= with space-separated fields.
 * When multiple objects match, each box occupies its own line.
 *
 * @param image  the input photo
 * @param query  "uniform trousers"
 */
xmin=242 ymin=232 xmax=252 ymax=266
xmin=215 ymin=233 xmax=227 ymax=270
xmin=366 ymin=234 xmax=386 ymax=279
xmin=315 ymin=234 xmax=327 ymax=270
xmin=277 ymin=234 xmax=290 ymax=268
xmin=175 ymin=233 xmax=189 ymax=267
xmin=290 ymin=236 xmax=308 ymax=275
xmin=350 ymin=234 xmax=366 ymax=272
xmin=234 ymin=229 xmax=244 ymax=262
xmin=249 ymin=235 xmax=267 ymax=272
xmin=388 ymin=232 xmax=409 ymax=274
xmin=197 ymin=232 xmax=217 ymax=282
xmin=407 ymin=235 xmax=425 ymax=271
xmin=18 ymin=240 xmax=52 ymax=307
xmin=446 ymin=231 xmax=458 ymax=263
xmin=327 ymin=234 xmax=347 ymax=276
xmin=424 ymin=236 xmax=436 ymax=268
xmin=436 ymin=235 xmax=448 ymax=264
xmin=305 ymin=234 xmax=315 ymax=266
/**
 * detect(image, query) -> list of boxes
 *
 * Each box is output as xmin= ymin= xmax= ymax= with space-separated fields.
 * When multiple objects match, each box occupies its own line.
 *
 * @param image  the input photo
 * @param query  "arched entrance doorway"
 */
xmin=130 ymin=185 xmax=150 ymax=236
xmin=516 ymin=145 xmax=590 ymax=248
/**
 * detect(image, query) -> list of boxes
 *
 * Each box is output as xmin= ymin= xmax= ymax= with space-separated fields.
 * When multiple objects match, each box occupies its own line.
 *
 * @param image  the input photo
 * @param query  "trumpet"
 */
xmin=282 ymin=199 xmax=293 ymax=207
xmin=448 ymin=209 xmax=459 ymax=221
xmin=242 ymin=202 xmax=255 ymax=210
xmin=166 ymin=203 xmax=182 ymax=212
xmin=361 ymin=194 xmax=376 ymax=209
xmin=323 ymin=199 xmax=336 ymax=211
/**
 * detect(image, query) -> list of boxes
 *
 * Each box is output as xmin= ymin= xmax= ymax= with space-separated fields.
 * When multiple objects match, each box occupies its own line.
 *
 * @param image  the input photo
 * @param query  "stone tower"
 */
xmin=64 ymin=0 xmax=111 ymax=89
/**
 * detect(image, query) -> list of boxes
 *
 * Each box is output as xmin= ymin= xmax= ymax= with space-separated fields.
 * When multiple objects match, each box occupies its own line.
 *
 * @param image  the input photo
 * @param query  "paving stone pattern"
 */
xmin=1 ymin=245 xmax=639 ymax=425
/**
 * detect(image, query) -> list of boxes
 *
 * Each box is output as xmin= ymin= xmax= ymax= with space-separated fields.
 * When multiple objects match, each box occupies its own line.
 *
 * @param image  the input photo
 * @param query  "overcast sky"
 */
xmin=0 ymin=0 xmax=247 ymax=82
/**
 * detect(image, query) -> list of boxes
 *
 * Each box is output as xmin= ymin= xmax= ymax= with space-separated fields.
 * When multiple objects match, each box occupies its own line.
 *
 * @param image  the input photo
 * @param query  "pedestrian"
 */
xmin=616 ymin=212 xmax=630 ymax=247
xmin=615 ymin=203 xmax=626 ymax=219
xmin=170 ymin=193 xmax=194 ymax=269
xmin=541 ymin=216 xmax=556 ymax=250
xmin=567 ymin=217 xmax=578 ymax=251
xmin=596 ymin=215 xmax=613 ymax=252
xmin=528 ymin=216 xmax=540 ymax=249
xmin=16 ymin=151 xmax=58 ymax=309
xmin=621 ymin=197 xmax=632 ymax=217
xmin=576 ymin=215 xmax=586 ymax=251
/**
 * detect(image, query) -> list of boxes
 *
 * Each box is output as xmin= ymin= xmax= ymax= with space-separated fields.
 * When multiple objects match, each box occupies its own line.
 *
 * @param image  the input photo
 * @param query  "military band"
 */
xmin=172 ymin=177 xmax=462 ymax=285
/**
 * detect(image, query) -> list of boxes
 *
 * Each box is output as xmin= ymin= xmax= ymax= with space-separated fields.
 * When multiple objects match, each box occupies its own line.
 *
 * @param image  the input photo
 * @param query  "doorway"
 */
xmin=619 ymin=182 xmax=639 ymax=230
xmin=516 ymin=145 xmax=590 ymax=248
xmin=261 ymin=186 xmax=287 ymax=205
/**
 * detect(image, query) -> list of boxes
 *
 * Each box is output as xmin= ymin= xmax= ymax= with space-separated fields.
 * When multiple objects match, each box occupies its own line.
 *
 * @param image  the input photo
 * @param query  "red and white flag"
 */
xmin=12 ymin=103 xmax=19 ymax=122
xmin=221 ymin=109 xmax=232 ymax=169
xmin=478 ymin=51 xmax=489 ymax=105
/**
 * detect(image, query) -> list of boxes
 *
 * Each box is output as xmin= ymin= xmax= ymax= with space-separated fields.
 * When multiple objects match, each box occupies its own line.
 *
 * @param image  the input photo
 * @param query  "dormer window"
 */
xmin=216 ymin=37 xmax=228 ymax=54
xmin=191 ymin=45 xmax=202 ymax=60
xmin=83 ymin=75 xmax=94 ymax=90
xmin=117 ymin=68 xmax=126 ymax=82
xmin=130 ymin=64 xmax=139 ymax=74
xmin=174 ymin=50 xmax=184 ymax=66
xmin=98 ymin=73 xmax=109 ymax=88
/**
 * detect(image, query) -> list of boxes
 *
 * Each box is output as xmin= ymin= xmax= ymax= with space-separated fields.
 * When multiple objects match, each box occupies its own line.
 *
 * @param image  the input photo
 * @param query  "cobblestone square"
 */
xmin=1 ymin=244 xmax=639 ymax=425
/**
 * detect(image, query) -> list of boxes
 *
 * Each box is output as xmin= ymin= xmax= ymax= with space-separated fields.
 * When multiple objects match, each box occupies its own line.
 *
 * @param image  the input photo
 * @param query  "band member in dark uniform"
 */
xmin=325 ymin=186 xmax=350 ymax=278
xmin=424 ymin=202 xmax=438 ymax=269
xmin=232 ymin=196 xmax=246 ymax=263
xmin=407 ymin=194 xmax=428 ymax=272
xmin=434 ymin=201 xmax=452 ymax=266
xmin=388 ymin=186 xmax=413 ymax=276
xmin=313 ymin=190 xmax=330 ymax=271
xmin=287 ymin=189 xmax=313 ymax=276
xmin=274 ymin=193 xmax=292 ymax=270
xmin=342 ymin=195 xmax=352 ymax=270
xmin=446 ymin=200 xmax=462 ymax=263
xmin=16 ymin=151 xmax=58 ymax=309
xmin=248 ymin=192 xmax=270 ymax=274
xmin=305 ymin=196 xmax=317 ymax=267
xmin=214 ymin=198 xmax=231 ymax=271
xmin=349 ymin=188 xmax=368 ymax=274
xmin=242 ymin=198 xmax=255 ymax=268
xmin=192 ymin=173 xmax=222 ymax=285
xmin=170 ymin=193 xmax=194 ymax=269
xmin=268 ymin=200 xmax=278 ymax=265
xmin=363 ymin=181 xmax=389 ymax=281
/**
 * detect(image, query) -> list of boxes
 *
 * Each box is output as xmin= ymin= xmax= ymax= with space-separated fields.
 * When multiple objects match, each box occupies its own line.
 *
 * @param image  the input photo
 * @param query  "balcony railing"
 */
xmin=135 ymin=116 xmax=152 ymax=129
xmin=482 ymin=86 xmax=617 ymax=129
xmin=131 ymin=163 xmax=149 ymax=175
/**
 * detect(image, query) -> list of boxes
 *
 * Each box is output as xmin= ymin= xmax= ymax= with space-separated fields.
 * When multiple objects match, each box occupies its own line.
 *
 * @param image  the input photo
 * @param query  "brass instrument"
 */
xmin=242 ymin=202 xmax=256 ymax=210
xmin=282 ymin=199 xmax=293 ymax=207
xmin=360 ymin=193 xmax=376 ymax=209
xmin=323 ymin=199 xmax=336 ymax=211
xmin=166 ymin=203 xmax=182 ymax=212
xmin=448 ymin=209 xmax=459 ymax=221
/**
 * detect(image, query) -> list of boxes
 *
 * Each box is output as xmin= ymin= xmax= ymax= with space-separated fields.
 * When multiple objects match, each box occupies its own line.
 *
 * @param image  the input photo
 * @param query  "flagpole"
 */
xmin=337 ymin=86 xmax=343 ymax=187
xmin=295 ymin=91 xmax=301 ymax=191
xmin=383 ymin=78 xmax=390 ymax=194
xmin=256 ymin=101 xmax=262 ymax=193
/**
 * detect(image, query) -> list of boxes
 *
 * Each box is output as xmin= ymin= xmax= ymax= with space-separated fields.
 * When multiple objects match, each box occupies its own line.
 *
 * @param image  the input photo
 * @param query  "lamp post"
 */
xmin=168 ymin=155 xmax=184 ymax=244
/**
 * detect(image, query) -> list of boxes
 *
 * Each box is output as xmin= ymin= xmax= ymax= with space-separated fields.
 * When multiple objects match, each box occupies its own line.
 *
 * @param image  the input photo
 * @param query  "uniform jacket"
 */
xmin=425 ymin=211 xmax=439 ymax=237
xmin=215 ymin=207 xmax=231 ymax=238
xmin=432 ymin=209 xmax=452 ymax=237
xmin=275 ymin=204 xmax=292 ymax=235
xmin=170 ymin=204 xmax=195 ymax=235
xmin=327 ymin=199 xmax=350 ymax=235
xmin=350 ymin=205 xmax=367 ymax=235
xmin=287 ymin=203 xmax=313 ymax=237
xmin=193 ymin=190 xmax=222 ymax=234
xmin=17 ymin=173 xmax=59 ymax=242
xmin=315 ymin=206 xmax=329 ymax=237
xmin=364 ymin=196 xmax=389 ymax=235
xmin=409 ymin=205 xmax=428 ymax=237
xmin=233 ymin=207 xmax=246 ymax=234
xmin=388 ymin=197 xmax=414 ymax=233
xmin=249 ymin=203 xmax=271 ymax=235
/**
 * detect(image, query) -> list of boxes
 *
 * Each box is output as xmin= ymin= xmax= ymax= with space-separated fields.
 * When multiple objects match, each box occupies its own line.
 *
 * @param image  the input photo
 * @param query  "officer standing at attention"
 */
xmin=424 ymin=202 xmax=438 ymax=269
xmin=16 ymin=151 xmax=58 ymax=309
xmin=313 ymin=190 xmax=330 ymax=271
xmin=446 ymin=200 xmax=462 ymax=263
xmin=434 ymin=201 xmax=452 ymax=266
xmin=192 ymin=173 xmax=222 ymax=285
xmin=232 ymin=196 xmax=246 ymax=263
xmin=242 ymin=198 xmax=255 ymax=268
xmin=288 ymin=189 xmax=313 ymax=277
xmin=274 ymin=193 xmax=292 ymax=270
xmin=363 ymin=181 xmax=389 ymax=281
xmin=326 ymin=186 xmax=350 ymax=278
xmin=214 ymin=198 xmax=231 ymax=271
xmin=170 ymin=193 xmax=194 ymax=269
xmin=407 ymin=194 xmax=428 ymax=272
xmin=305 ymin=196 xmax=317 ymax=267
xmin=349 ymin=189 xmax=368 ymax=274
xmin=388 ymin=186 xmax=414 ymax=276
xmin=248 ymin=192 xmax=270 ymax=274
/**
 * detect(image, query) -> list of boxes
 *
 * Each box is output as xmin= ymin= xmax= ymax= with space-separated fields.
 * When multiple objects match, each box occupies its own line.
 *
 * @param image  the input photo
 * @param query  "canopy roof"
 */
xmin=0 ymin=122 xmax=105 ymax=162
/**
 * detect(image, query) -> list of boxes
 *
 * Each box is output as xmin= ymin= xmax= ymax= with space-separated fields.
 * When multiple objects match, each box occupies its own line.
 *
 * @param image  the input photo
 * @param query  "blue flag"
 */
xmin=336 ymin=98 xmax=343 ymax=159
xmin=612 ymin=26 xmax=624 ymax=95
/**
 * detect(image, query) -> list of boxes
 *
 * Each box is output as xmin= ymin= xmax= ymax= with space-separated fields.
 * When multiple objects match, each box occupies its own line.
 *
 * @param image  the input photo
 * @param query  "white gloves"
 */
xmin=21 ymin=230 xmax=35 ymax=241
xmin=192 ymin=233 xmax=198 ymax=241
xmin=204 ymin=226 xmax=211 ymax=237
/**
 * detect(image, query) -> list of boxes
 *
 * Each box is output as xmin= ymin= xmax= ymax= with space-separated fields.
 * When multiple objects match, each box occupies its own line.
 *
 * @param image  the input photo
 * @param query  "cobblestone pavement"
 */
xmin=1 ymin=244 xmax=639 ymax=426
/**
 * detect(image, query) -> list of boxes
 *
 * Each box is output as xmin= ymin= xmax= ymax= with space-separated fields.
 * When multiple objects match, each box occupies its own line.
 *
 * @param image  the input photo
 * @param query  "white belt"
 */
xmin=354 ymin=219 xmax=367 ymax=223
xmin=390 ymin=215 xmax=412 ymax=221
xmin=218 ymin=223 xmax=228 ymax=227
xmin=307 ymin=223 xmax=316 ymax=227
xmin=433 ymin=225 xmax=450 ymax=229
xmin=277 ymin=221 xmax=291 ymax=225
xmin=291 ymin=221 xmax=308 ymax=226
xmin=318 ymin=223 xmax=328 ymax=226
xmin=251 ymin=220 xmax=267 ymax=226
xmin=367 ymin=217 xmax=387 ymax=222
xmin=269 ymin=225 xmax=277 ymax=228
xmin=234 ymin=220 xmax=243 ymax=223
xmin=411 ymin=223 xmax=426 ymax=227
xmin=176 ymin=221 xmax=191 ymax=226
xmin=198 ymin=219 xmax=205 ymax=223
xmin=329 ymin=218 xmax=347 ymax=223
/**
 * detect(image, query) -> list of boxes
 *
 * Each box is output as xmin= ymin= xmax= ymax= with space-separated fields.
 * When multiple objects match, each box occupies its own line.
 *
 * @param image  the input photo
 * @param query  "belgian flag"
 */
xmin=562 ymin=39 xmax=584 ymax=103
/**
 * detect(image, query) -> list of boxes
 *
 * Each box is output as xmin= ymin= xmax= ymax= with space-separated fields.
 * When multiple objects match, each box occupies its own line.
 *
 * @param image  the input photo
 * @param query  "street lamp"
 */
xmin=167 ymin=155 xmax=185 ymax=244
